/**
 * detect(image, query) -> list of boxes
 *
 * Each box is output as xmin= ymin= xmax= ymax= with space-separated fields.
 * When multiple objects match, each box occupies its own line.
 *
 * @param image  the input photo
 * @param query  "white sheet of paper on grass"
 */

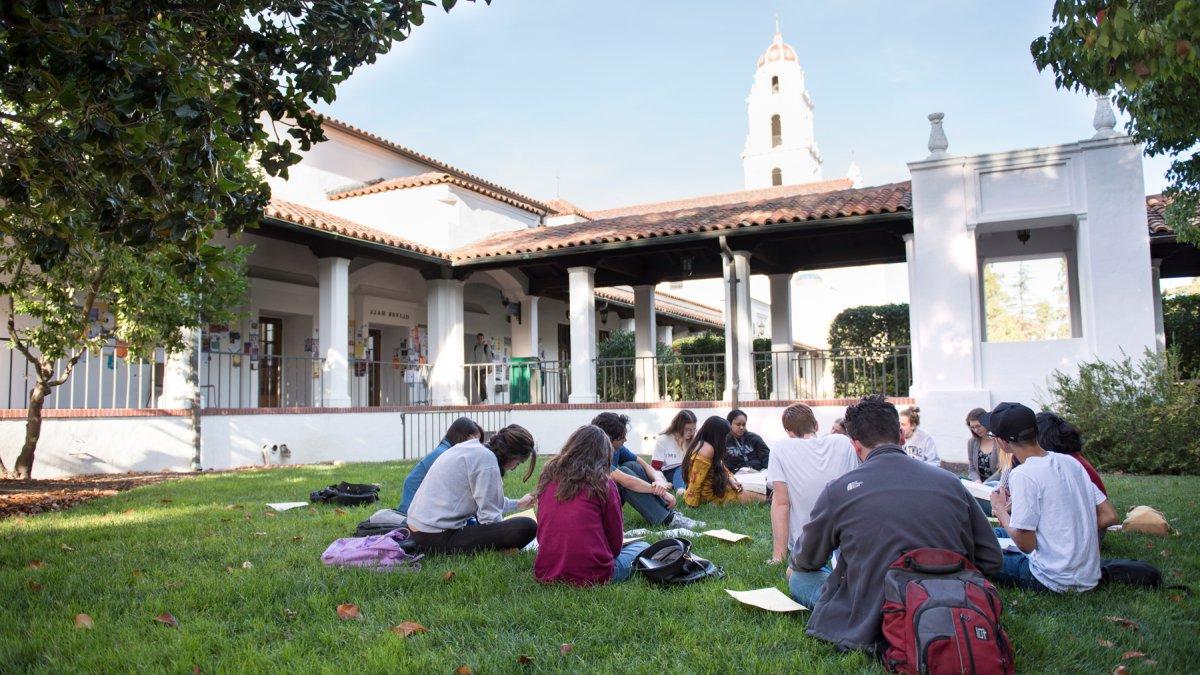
xmin=506 ymin=508 xmax=537 ymax=522
xmin=726 ymin=588 xmax=807 ymax=613
xmin=703 ymin=528 xmax=752 ymax=543
xmin=266 ymin=502 xmax=309 ymax=511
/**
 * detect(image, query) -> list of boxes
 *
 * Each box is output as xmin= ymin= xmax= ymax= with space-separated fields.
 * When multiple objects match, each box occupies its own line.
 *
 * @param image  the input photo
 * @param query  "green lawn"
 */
xmin=1 ymin=463 xmax=1197 ymax=674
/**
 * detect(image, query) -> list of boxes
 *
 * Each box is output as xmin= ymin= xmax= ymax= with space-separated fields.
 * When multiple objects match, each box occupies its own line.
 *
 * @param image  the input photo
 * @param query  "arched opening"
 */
xmin=770 ymin=115 xmax=782 ymax=147
xmin=771 ymin=168 xmax=783 ymax=186
xmin=771 ymin=75 xmax=779 ymax=93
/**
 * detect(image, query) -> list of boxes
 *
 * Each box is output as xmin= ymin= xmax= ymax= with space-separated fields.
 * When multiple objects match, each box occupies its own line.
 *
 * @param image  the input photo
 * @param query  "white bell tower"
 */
xmin=742 ymin=20 xmax=822 ymax=189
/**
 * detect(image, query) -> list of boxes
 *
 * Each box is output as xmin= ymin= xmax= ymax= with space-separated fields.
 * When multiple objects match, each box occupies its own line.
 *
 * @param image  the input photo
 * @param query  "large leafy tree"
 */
xmin=1032 ymin=0 xmax=1200 ymax=243
xmin=0 ymin=0 xmax=484 ymax=478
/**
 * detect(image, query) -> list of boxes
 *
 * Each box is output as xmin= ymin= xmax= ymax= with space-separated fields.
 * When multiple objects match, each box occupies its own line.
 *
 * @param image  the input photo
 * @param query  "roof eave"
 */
xmin=261 ymin=215 xmax=451 ymax=267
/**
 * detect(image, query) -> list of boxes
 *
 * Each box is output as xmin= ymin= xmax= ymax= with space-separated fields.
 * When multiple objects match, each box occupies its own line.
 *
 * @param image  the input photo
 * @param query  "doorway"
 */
xmin=258 ymin=317 xmax=283 ymax=407
xmin=367 ymin=328 xmax=382 ymax=406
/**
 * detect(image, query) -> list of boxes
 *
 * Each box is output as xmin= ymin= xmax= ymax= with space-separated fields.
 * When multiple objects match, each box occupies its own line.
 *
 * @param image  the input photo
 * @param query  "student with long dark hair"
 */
xmin=398 ymin=416 xmax=484 ymax=515
xmin=725 ymin=409 xmax=771 ymax=472
xmin=1035 ymin=411 xmax=1107 ymax=497
xmin=407 ymin=424 xmax=538 ymax=555
xmin=534 ymin=425 xmax=651 ymax=585
xmin=652 ymin=409 xmax=697 ymax=490
xmin=683 ymin=416 xmax=767 ymax=507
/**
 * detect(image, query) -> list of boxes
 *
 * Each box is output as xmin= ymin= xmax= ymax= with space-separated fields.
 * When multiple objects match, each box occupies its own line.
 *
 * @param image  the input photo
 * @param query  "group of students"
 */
xmin=392 ymin=396 xmax=1118 ymax=655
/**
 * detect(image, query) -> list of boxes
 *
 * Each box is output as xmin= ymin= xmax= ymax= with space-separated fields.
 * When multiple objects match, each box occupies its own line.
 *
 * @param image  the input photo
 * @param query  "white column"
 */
xmin=903 ymin=233 xmax=920 ymax=390
xmin=1151 ymin=259 xmax=1165 ymax=353
xmin=633 ymin=285 xmax=659 ymax=402
xmin=510 ymin=296 xmax=540 ymax=358
xmin=723 ymin=250 xmax=759 ymax=402
xmin=768 ymin=273 xmax=794 ymax=401
xmin=656 ymin=324 xmax=674 ymax=346
xmin=619 ymin=318 xmax=635 ymax=333
xmin=317 ymin=257 xmax=352 ymax=407
xmin=568 ymin=267 xmax=598 ymax=403
xmin=159 ymin=328 xmax=198 ymax=409
xmin=426 ymin=278 xmax=467 ymax=406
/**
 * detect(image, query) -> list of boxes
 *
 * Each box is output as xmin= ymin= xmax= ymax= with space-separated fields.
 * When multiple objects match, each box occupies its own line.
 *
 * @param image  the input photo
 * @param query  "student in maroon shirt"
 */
xmin=534 ymin=425 xmax=650 ymax=586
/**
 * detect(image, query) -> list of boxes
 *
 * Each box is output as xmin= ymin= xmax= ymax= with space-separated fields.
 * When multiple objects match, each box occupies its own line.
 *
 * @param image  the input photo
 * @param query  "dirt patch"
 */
xmin=0 ymin=472 xmax=186 ymax=519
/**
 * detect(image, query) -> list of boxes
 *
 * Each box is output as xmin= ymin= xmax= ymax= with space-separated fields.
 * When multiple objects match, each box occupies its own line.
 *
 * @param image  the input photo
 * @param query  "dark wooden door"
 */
xmin=368 ymin=329 xmax=382 ymax=407
xmin=258 ymin=317 xmax=283 ymax=407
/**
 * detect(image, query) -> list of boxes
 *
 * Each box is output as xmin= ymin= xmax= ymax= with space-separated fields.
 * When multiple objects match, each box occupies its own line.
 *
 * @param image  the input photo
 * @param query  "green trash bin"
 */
xmin=509 ymin=357 xmax=534 ymax=404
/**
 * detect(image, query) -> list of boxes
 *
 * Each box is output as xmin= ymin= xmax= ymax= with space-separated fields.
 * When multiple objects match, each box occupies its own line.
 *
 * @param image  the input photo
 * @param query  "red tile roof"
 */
xmin=450 ymin=181 xmax=913 ymax=261
xmin=595 ymin=287 xmax=723 ymax=328
xmin=1146 ymin=193 xmax=1199 ymax=235
xmin=327 ymin=171 xmax=551 ymax=215
xmin=588 ymin=178 xmax=855 ymax=220
xmin=264 ymin=198 xmax=448 ymax=259
xmin=545 ymin=198 xmax=595 ymax=220
xmin=320 ymin=116 xmax=551 ymax=215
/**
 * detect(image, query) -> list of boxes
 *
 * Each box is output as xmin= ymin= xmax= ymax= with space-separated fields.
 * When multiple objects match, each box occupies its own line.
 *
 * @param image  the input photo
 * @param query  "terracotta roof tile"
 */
xmin=450 ymin=181 xmax=913 ymax=261
xmin=264 ymin=198 xmax=449 ymax=259
xmin=320 ymin=116 xmax=551 ymax=214
xmin=326 ymin=171 xmax=550 ymax=215
xmin=545 ymin=198 xmax=595 ymax=219
xmin=589 ymin=178 xmax=855 ymax=220
xmin=595 ymin=287 xmax=723 ymax=328
xmin=1145 ymin=193 xmax=1200 ymax=235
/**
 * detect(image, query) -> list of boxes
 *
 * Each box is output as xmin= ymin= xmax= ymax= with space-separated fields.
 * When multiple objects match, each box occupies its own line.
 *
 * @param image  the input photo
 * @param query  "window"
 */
xmin=771 ymin=168 xmax=783 ymax=186
xmin=771 ymin=75 xmax=779 ymax=92
xmin=983 ymin=255 xmax=1072 ymax=342
xmin=770 ymin=115 xmax=782 ymax=147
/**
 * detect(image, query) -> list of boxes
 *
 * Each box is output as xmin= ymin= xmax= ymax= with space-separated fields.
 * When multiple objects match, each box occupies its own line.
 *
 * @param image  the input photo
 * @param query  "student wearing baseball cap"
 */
xmin=984 ymin=402 xmax=1119 ymax=592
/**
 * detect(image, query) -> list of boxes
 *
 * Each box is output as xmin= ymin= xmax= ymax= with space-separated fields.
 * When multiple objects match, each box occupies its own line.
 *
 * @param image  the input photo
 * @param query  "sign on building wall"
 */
xmin=362 ymin=296 xmax=422 ymax=328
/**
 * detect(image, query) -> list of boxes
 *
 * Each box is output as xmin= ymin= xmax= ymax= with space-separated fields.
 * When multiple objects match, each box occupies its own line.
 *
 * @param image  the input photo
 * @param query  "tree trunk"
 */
xmin=14 ymin=380 xmax=49 ymax=480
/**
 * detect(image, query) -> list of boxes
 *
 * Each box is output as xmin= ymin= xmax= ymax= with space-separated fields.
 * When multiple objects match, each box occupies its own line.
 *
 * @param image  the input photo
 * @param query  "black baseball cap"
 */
xmin=979 ymin=402 xmax=1037 ymax=443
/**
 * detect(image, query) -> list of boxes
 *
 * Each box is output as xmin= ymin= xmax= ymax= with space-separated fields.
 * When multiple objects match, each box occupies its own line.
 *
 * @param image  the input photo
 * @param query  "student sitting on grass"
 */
xmin=768 ymin=403 xmax=859 ymax=565
xmin=725 ymin=409 xmax=771 ymax=472
xmin=406 ymin=425 xmax=538 ymax=555
xmin=397 ymin=417 xmax=483 ymax=515
xmin=985 ymin=403 xmax=1118 ymax=593
xmin=683 ymin=416 xmax=767 ymax=507
xmin=592 ymin=412 xmax=704 ymax=530
xmin=652 ymin=409 xmax=696 ymax=491
xmin=534 ymin=425 xmax=651 ymax=586
xmin=899 ymin=405 xmax=941 ymax=467
xmin=1036 ymin=411 xmax=1107 ymax=497
xmin=790 ymin=395 xmax=1001 ymax=654
xmin=829 ymin=417 xmax=847 ymax=436
xmin=966 ymin=407 xmax=1002 ymax=484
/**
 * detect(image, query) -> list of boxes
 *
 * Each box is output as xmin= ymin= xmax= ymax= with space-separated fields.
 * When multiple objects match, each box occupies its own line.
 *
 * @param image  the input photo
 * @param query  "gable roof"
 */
xmin=327 ymin=171 xmax=551 ymax=215
xmin=264 ymin=198 xmax=448 ymax=259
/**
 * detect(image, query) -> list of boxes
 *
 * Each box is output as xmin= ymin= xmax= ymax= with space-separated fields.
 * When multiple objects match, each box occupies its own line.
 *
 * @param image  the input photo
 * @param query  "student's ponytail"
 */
xmin=488 ymin=424 xmax=538 ymax=481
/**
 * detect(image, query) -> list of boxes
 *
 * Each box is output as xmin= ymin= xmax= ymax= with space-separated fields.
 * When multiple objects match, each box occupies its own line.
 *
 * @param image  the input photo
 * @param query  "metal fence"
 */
xmin=2 ymin=337 xmax=161 ymax=410
xmin=400 ymin=407 xmax=512 ymax=459
xmin=465 ymin=360 xmax=570 ymax=405
xmin=200 ymin=351 xmax=324 ymax=408
xmin=350 ymin=360 xmax=432 ymax=407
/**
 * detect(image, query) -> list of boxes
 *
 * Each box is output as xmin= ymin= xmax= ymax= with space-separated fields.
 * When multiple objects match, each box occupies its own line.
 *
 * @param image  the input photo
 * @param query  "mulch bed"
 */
xmin=0 ymin=472 xmax=185 ymax=519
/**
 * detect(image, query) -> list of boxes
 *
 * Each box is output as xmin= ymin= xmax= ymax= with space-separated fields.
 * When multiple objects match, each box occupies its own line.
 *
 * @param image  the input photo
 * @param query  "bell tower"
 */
xmin=742 ymin=20 xmax=822 ymax=189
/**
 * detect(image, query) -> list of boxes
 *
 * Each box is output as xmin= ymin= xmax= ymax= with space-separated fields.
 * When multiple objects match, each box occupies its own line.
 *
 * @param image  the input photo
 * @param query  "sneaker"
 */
xmin=668 ymin=512 xmax=705 ymax=530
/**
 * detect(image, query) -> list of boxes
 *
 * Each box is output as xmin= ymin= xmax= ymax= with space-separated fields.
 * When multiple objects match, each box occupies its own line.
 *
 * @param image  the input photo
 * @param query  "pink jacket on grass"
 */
xmin=321 ymin=529 xmax=422 ymax=570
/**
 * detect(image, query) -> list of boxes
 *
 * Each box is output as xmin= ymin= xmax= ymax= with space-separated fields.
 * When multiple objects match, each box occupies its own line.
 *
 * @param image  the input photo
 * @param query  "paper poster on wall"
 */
xmin=231 ymin=354 xmax=242 ymax=368
xmin=229 ymin=331 xmax=241 ymax=344
xmin=114 ymin=340 xmax=128 ymax=359
xmin=243 ymin=341 xmax=252 ymax=355
xmin=209 ymin=335 xmax=221 ymax=352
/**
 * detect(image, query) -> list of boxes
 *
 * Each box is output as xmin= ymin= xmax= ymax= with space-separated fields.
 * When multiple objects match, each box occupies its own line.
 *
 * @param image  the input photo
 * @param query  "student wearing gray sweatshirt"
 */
xmin=407 ymin=425 xmax=538 ymax=554
xmin=789 ymin=395 xmax=1002 ymax=655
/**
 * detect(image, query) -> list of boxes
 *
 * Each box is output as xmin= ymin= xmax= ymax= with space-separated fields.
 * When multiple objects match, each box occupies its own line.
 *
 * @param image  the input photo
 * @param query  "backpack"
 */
xmin=321 ymin=528 xmax=422 ymax=570
xmin=1100 ymin=558 xmax=1190 ymax=596
xmin=309 ymin=482 xmax=380 ymax=506
xmin=881 ymin=548 xmax=1014 ymax=675
xmin=632 ymin=538 xmax=724 ymax=585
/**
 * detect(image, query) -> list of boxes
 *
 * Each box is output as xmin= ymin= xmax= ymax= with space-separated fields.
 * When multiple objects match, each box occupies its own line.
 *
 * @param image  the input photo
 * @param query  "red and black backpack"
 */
xmin=881 ymin=548 xmax=1014 ymax=674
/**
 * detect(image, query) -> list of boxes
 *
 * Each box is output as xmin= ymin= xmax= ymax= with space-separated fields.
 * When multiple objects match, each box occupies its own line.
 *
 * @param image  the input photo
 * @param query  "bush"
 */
xmin=1163 ymin=293 xmax=1200 ymax=377
xmin=595 ymin=330 xmax=675 ymax=402
xmin=667 ymin=331 xmax=775 ymax=400
xmin=827 ymin=303 xmax=912 ymax=397
xmin=1045 ymin=349 xmax=1200 ymax=475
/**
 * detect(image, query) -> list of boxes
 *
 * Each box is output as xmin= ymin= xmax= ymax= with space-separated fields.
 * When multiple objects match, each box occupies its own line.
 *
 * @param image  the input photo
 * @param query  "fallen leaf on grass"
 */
xmin=291 ymin=536 xmax=303 ymax=543
xmin=1170 ymin=593 xmax=1183 ymax=603
xmin=253 ymin=532 xmax=267 ymax=537
xmin=224 ymin=566 xmax=235 ymax=574
xmin=442 ymin=571 xmax=455 ymax=583
xmin=454 ymin=667 xmax=472 ymax=675
xmin=159 ymin=499 xmax=173 ymax=504
xmin=560 ymin=643 xmax=573 ymax=656
xmin=1121 ymin=651 xmax=1146 ymax=660
xmin=131 ymin=569 xmax=142 ymax=577
xmin=74 ymin=613 xmax=93 ymax=629
xmin=1145 ymin=542 xmax=1155 ymax=550
xmin=1160 ymin=549 xmax=1171 ymax=557
xmin=334 ymin=508 xmax=347 ymax=516
xmin=517 ymin=655 xmax=534 ymax=665
xmin=336 ymin=604 xmax=362 ymax=621
xmin=163 ymin=581 xmax=184 ymax=590
xmin=1106 ymin=616 xmax=1139 ymax=631
xmin=241 ymin=561 xmax=253 ymax=569
xmin=243 ymin=514 xmax=252 ymax=521
xmin=60 ymin=543 xmax=76 ymax=552
xmin=390 ymin=621 xmax=428 ymax=637
xmin=27 ymin=580 xmax=43 ymax=592
xmin=307 ymin=507 xmax=318 ymax=514
xmin=1112 ymin=666 xmax=1130 ymax=675
xmin=27 ymin=560 xmax=44 ymax=569
xmin=1098 ymin=639 xmax=1115 ymax=648
xmin=264 ymin=512 xmax=277 ymax=518
xmin=282 ymin=608 xmax=296 ymax=621
xmin=154 ymin=612 xmax=179 ymax=628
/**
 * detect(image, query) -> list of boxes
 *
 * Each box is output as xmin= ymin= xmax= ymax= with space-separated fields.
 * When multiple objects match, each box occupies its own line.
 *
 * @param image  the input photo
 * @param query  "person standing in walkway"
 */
xmin=592 ymin=412 xmax=704 ymax=530
xmin=790 ymin=395 xmax=1001 ymax=654
xmin=468 ymin=333 xmax=492 ymax=404
xmin=899 ymin=405 xmax=941 ymax=467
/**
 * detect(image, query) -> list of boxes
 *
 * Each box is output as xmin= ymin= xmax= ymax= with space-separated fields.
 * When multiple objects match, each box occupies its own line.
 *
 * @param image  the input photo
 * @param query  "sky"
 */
xmin=315 ymin=0 xmax=1175 ymax=208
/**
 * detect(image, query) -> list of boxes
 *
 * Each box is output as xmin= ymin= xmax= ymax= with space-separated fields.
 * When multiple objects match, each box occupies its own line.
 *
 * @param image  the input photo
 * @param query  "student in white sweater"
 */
xmin=651 ymin=410 xmax=696 ymax=491
xmin=900 ymin=406 xmax=941 ymax=467
xmin=407 ymin=425 xmax=537 ymax=554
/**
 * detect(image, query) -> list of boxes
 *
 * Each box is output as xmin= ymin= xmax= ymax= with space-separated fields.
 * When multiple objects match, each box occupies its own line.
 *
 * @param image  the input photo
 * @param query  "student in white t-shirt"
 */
xmin=900 ymin=406 xmax=941 ymax=467
xmin=651 ymin=410 xmax=696 ymax=491
xmin=768 ymin=403 xmax=860 ymax=567
xmin=983 ymin=402 xmax=1118 ymax=593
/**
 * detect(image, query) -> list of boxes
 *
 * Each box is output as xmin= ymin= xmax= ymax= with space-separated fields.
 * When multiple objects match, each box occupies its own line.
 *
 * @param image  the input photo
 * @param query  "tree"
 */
xmin=1032 ymin=1 xmax=1200 ymax=243
xmin=827 ymin=304 xmax=911 ymax=396
xmin=1163 ymin=292 xmax=1200 ymax=376
xmin=0 ymin=0 xmax=484 ymax=478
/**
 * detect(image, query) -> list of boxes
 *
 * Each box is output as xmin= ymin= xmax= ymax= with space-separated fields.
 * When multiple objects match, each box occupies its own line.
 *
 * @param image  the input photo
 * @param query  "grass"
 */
xmin=1 ymin=463 xmax=1197 ymax=674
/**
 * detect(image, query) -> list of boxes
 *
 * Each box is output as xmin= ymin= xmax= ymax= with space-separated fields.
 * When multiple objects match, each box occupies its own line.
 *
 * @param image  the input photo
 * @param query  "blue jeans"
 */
xmin=991 ymin=526 xmax=1050 ymax=592
xmin=663 ymin=466 xmax=686 ymax=490
xmin=611 ymin=541 xmax=651 ymax=583
xmin=788 ymin=564 xmax=832 ymax=608
xmin=616 ymin=461 xmax=672 ymax=525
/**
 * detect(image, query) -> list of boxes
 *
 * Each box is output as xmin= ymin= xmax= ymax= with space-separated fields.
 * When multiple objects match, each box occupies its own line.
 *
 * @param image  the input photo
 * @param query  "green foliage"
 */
xmin=827 ymin=304 xmax=911 ymax=397
xmin=1163 ymin=293 xmax=1200 ymax=376
xmin=1046 ymin=349 xmax=1200 ymax=474
xmin=1032 ymin=1 xmax=1200 ymax=243
xmin=595 ymin=330 xmax=675 ymax=403
xmin=983 ymin=259 xmax=1071 ymax=342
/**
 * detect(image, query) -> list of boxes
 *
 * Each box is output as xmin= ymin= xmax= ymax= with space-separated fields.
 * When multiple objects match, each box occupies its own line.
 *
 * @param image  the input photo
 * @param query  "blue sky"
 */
xmin=315 ymin=0 xmax=1174 ymax=209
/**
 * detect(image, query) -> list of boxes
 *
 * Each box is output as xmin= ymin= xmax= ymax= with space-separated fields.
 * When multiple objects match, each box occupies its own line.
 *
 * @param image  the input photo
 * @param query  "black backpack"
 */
xmin=632 ymin=538 xmax=724 ymax=585
xmin=1100 ymin=559 xmax=1191 ymax=595
xmin=309 ymin=482 xmax=380 ymax=506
